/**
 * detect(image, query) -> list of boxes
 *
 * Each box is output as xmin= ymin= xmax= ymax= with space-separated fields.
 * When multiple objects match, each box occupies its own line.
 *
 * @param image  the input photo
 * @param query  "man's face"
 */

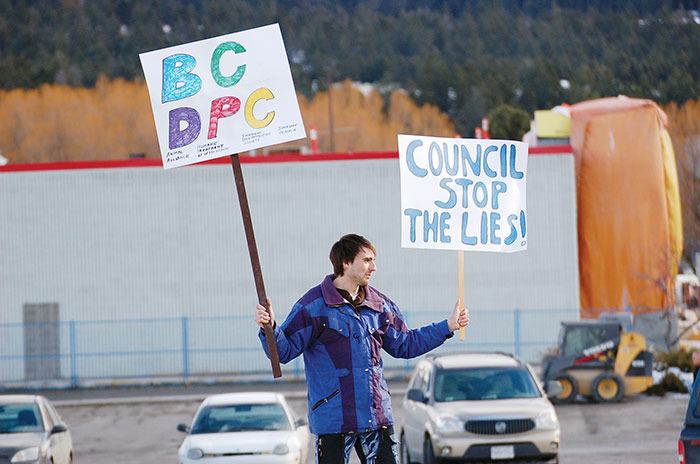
xmin=343 ymin=247 xmax=377 ymax=286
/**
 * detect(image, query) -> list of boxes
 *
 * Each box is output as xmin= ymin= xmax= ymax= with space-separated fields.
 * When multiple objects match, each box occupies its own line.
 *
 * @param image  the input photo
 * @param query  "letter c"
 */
xmin=211 ymin=41 xmax=246 ymax=88
xmin=483 ymin=145 xmax=498 ymax=178
xmin=245 ymin=88 xmax=275 ymax=129
xmin=406 ymin=140 xmax=427 ymax=177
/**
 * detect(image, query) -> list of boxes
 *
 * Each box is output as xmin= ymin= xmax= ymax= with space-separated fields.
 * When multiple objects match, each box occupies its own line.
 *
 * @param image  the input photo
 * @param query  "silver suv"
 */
xmin=400 ymin=352 xmax=561 ymax=463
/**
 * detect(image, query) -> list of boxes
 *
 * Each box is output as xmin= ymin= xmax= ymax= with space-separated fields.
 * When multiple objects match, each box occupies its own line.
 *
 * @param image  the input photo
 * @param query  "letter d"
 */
xmin=169 ymin=107 xmax=201 ymax=149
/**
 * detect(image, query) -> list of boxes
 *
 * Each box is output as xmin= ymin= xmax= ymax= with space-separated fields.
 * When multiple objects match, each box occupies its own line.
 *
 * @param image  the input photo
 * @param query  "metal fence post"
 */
xmin=182 ymin=316 xmax=190 ymax=379
xmin=514 ymin=308 xmax=522 ymax=358
xmin=69 ymin=320 xmax=78 ymax=387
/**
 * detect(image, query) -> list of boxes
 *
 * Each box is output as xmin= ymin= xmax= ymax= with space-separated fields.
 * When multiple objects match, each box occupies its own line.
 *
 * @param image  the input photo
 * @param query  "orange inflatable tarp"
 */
xmin=569 ymin=97 xmax=682 ymax=318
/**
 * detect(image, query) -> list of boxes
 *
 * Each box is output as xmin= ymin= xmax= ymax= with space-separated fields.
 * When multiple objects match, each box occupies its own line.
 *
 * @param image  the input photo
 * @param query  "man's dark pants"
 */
xmin=316 ymin=425 xmax=399 ymax=464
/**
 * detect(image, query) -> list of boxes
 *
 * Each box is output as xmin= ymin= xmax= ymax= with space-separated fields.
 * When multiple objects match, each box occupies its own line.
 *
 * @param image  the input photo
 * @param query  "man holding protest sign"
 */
xmin=256 ymin=233 xmax=469 ymax=464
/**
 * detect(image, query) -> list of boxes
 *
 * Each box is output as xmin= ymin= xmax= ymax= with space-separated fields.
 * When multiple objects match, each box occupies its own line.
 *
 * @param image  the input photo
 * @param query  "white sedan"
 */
xmin=177 ymin=392 xmax=310 ymax=464
xmin=0 ymin=395 xmax=74 ymax=464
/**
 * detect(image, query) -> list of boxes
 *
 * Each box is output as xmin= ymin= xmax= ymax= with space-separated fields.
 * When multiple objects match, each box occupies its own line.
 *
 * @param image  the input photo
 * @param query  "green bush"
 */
xmin=487 ymin=104 xmax=531 ymax=141
xmin=645 ymin=383 xmax=666 ymax=396
xmin=655 ymin=347 xmax=695 ymax=372
xmin=663 ymin=372 xmax=689 ymax=393
xmin=645 ymin=348 xmax=695 ymax=396
xmin=645 ymin=372 xmax=689 ymax=396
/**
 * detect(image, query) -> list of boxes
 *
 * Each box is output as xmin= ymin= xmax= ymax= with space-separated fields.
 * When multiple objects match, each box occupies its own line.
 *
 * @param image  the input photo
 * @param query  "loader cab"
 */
xmin=559 ymin=322 xmax=622 ymax=357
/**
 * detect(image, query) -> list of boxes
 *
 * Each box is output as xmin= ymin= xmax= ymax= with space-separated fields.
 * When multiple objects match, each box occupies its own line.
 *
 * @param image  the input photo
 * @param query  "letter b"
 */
xmin=162 ymin=54 xmax=202 ymax=103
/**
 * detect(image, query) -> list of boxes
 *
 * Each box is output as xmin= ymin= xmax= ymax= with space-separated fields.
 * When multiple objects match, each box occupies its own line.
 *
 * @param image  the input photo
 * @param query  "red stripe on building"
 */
xmin=0 ymin=146 xmax=572 ymax=173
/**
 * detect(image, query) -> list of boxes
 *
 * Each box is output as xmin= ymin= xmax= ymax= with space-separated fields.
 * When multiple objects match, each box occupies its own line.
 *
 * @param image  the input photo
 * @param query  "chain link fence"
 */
xmin=0 ymin=308 xmax=576 ymax=387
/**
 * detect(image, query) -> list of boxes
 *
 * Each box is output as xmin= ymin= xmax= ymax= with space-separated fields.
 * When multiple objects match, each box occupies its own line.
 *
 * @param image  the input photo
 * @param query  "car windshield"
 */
xmin=191 ymin=403 xmax=291 ymax=434
xmin=434 ymin=367 xmax=541 ymax=401
xmin=0 ymin=403 xmax=43 ymax=433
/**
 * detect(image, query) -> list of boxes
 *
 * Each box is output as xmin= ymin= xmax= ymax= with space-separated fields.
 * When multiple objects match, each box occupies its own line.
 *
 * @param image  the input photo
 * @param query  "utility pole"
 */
xmin=327 ymin=66 xmax=335 ymax=153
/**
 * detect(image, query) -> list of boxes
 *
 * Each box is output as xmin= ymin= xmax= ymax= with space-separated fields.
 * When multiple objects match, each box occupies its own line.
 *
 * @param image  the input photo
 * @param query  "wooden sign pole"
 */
xmin=458 ymin=250 xmax=466 ymax=341
xmin=230 ymin=154 xmax=282 ymax=378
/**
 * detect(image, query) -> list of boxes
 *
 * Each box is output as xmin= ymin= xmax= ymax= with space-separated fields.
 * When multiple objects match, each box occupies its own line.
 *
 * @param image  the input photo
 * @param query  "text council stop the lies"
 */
xmin=398 ymin=135 xmax=528 ymax=253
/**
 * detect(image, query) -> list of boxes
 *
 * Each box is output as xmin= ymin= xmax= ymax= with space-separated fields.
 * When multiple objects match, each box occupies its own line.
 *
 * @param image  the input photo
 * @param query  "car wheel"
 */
xmin=591 ymin=372 xmax=624 ymax=403
xmin=552 ymin=374 xmax=578 ymax=404
xmin=422 ymin=435 xmax=438 ymax=464
xmin=400 ymin=432 xmax=412 ymax=464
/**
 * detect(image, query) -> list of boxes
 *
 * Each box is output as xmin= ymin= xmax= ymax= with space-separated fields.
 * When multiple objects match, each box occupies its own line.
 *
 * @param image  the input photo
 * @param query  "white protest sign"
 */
xmin=398 ymin=134 xmax=528 ymax=253
xmin=140 ymin=23 xmax=305 ymax=169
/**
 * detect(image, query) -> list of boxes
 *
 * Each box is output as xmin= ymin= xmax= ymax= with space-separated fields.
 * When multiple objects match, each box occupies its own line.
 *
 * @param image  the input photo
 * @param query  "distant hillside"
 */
xmin=1 ymin=0 xmax=698 ymax=134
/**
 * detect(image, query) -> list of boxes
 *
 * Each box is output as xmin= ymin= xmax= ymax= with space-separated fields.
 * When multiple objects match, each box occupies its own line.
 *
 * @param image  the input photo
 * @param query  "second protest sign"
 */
xmin=398 ymin=134 xmax=528 ymax=253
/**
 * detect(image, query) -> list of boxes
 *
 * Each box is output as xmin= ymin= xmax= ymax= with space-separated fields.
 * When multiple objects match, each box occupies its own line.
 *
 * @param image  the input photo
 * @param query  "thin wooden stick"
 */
xmin=458 ymin=250 xmax=466 ymax=341
xmin=230 ymin=154 xmax=282 ymax=378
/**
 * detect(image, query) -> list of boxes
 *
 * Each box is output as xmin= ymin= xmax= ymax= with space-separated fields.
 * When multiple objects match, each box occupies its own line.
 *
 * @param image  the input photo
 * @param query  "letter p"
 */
xmin=208 ymin=96 xmax=241 ymax=139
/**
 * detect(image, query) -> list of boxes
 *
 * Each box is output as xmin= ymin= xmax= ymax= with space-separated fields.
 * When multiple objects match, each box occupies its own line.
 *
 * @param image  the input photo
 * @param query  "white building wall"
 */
xmin=0 ymin=153 xmax=578 ymax=380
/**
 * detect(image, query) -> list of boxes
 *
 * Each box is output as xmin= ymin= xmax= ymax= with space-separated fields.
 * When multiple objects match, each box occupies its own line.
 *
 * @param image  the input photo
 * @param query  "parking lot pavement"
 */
xmin=554 ymin=394 xmax=687 ymax=464
xmin=46 ymin=384 xmax=687 ymax=464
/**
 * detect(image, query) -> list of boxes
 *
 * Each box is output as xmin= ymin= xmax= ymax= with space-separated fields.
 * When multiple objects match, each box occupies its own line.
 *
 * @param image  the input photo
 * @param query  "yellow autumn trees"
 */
xmin=296 ymin=80 xmax=455 ymax=153
xmin=0 ymin=78 xmax=455 ymax=163
xmin=0 ymin=77 xmax=158 ymax=163
xmin=663 ymin=99 xmax=700 ymax=263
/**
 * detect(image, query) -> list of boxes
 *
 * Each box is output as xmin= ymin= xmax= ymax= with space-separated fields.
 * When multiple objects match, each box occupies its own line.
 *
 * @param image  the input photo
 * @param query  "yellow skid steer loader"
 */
xmin=541 ymin=320 xmax=654 ymax=403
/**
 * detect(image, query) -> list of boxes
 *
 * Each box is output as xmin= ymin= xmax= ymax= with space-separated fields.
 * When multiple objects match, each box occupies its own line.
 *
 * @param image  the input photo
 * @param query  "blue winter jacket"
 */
xmin=258 ymin=275 xmax=453 ymax=435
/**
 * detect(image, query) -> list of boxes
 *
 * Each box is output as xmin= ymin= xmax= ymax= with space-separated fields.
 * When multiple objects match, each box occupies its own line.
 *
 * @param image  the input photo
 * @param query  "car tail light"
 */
xmin=679 ymin=439 xmax=686 ymax=464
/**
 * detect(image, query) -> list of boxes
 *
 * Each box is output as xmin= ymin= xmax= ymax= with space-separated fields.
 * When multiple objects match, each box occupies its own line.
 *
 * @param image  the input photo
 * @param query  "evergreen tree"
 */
xmin=488 ymin=104 xmax=531 ymax=140
xmin=1 ymin=0 xmax=699 ymax=134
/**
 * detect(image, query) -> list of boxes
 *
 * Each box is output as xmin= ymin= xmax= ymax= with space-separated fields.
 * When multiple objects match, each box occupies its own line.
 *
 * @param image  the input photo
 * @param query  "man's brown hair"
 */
xmin=329 ymin=234 xmax=376 ymax=277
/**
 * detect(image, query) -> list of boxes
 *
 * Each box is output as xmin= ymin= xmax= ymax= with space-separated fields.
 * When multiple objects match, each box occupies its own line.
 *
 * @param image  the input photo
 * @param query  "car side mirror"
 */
xmin=50 ymin=424 xmax=68 ymax=434
xmin=177 ymin=423 xmax=191 ymax=433
xmin=407 ymin=388 xmax=428 ymax=403
xmin=295 ymin=418 xmax=308 ymax=428
xmin=545 ymin=380 xmax=564 ymax=398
